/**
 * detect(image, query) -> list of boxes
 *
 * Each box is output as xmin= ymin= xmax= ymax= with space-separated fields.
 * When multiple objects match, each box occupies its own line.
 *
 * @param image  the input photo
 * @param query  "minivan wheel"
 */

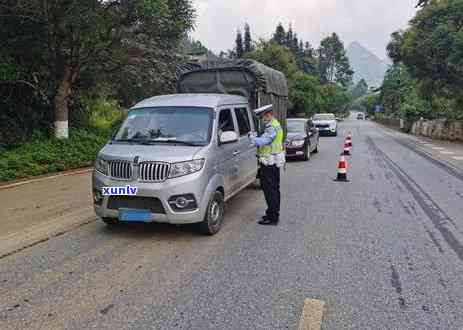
xmin=102 ymin=217 xmax=119 ymax=226
xmin=199 ymin=191 xmax=225 ymax=235
xmin=303 ymin=143 xmax=311 ymax=161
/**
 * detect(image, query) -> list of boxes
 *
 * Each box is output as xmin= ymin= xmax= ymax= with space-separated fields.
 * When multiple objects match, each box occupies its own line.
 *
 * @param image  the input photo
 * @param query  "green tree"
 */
xmin=235 ymin=29 xmax=244 ymax=58
xmin=0 ymin=0 xmax=195 ymax=139
xmin=289 ymin=73 xmax=323 ymax=116
xmin=318 ymin=33 xmax=353 ymax=87
xmin=401 ymin=1 xmax=463 ymax=96
xmin=272 ymin=23 xmax=286 ymax=46
xmin=244 ymin=23 xmax=253 ymax=53
xmin=246 ymin=40 xmax=298 ymax=80
xmin=386 ymin=31 xmax=405 ymax=64
xmin=380 ymin=63 xmax=431 ymax=121
xmin=286 ymin=24 xmax=294 ymax=49
xmin=360 ymin=93 xmax=380 ymax=117
xmin=390 ymin=0 xmax=463 ymax=119
xmin=319 ymin=84 xmax=352 ymax=114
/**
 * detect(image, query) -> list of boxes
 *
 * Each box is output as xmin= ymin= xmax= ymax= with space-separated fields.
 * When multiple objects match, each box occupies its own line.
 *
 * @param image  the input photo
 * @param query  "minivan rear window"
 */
xmin=114 ymin=107 xmax=213 ymax=146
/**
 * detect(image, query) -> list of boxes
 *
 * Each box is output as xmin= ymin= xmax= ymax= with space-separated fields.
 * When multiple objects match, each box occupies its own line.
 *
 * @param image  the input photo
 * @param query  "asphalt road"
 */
xmin=2 ymin=118 xmax=463 ymax=329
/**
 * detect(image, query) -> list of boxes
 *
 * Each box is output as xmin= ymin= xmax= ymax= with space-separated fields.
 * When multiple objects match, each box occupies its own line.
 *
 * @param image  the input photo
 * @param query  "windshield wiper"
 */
xmin=112 ymin=138 xmax=145 ymax=143
xmin=140 ymin=139 xmax=204 ymax=147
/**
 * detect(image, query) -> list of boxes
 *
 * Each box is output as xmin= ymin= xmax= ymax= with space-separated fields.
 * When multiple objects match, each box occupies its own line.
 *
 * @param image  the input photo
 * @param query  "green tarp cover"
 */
xmin=177 ymin=59 xmax=288 ymax=98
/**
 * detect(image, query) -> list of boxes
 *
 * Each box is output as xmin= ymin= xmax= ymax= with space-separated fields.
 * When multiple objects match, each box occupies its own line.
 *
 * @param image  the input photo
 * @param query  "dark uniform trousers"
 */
xmin=260 ymin=164 xmax=280 ymax=221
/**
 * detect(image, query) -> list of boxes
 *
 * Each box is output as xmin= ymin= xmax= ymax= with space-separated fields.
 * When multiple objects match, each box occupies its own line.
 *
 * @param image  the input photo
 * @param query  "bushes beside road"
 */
xmin=0 ymin=95 xmax=126 ymax=182
xmin=0 ymin=129 xmax=111 ymax=181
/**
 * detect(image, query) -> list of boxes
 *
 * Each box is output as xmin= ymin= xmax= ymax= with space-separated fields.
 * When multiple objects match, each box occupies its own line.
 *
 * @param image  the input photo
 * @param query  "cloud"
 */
xmin=191 ymin=0 xmax=418 ymax=58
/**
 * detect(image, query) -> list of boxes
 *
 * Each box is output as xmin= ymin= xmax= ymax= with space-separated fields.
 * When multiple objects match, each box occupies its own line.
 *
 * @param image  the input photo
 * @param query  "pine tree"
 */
xmin=292 ymin=33 xmax=299 ymax=53
xmin=244 ymin=23 xmax=253 ymax=53
xmin=273 ymin=23 xmax=286 ymax=45
xmin=235 ymin=29 xmax=244 ymax=58
xmin=286 ymin=24 xmax=293 ymax=48
xmin=304 ymin=42 xmax=313 ymax=57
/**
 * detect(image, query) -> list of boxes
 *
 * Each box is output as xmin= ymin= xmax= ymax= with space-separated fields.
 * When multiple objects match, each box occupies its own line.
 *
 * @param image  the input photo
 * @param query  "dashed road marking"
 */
xmin=440 ymin=151 xmax=456 ymax=155
xmin=452 ymin=156 xmax=463 ymax=161
xmin=298 ymin=299 xmax=325 ymax=330
xmin=431 ymin=147 xmax=445 ymax=150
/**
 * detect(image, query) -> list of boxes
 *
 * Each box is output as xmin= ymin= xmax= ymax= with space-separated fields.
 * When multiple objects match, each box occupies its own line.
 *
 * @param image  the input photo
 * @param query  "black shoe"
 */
xmin=258 ymin=218 xmax=279 ymax=226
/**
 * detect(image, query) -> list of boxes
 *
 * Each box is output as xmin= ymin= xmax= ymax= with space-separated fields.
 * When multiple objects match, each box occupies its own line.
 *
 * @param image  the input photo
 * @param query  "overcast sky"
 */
xmin=191 ymin=0 xmax=418 ymax=59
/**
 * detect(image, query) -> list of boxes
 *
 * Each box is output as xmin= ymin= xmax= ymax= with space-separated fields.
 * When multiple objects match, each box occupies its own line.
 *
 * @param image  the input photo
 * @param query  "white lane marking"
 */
xmin=452 ymin=156 xmax=463 ymax=161
xmin=431 ymin=147 xmax=445 ymax=150
xmin=440 ymin=151 xmax=455 ymax=155
xmin=298 ymin=299 xmax=325 ymax=330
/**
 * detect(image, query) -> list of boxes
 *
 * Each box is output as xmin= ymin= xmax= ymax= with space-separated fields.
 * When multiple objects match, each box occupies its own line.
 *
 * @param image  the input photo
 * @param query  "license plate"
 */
xmin=119 ymin=209 xmax=152 ymax=223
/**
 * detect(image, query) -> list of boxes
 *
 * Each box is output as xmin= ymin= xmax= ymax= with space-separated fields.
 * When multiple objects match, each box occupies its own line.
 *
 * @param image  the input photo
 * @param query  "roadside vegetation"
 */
xmin=363 ymin=0 xmax=463 ymax=122
xmin=0 ymin=0 xmax=195 ymax=181
xmin=232 ymin=23 xmax=355 ymax=118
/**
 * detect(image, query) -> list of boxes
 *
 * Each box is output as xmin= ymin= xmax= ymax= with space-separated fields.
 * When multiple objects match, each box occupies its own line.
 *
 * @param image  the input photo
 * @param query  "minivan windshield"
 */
xmin=287 ymin=120 xmax=306 ymax=133
xmin=313 ymin=114 xmax=335 ymax=121
xmin=113 ymin=107 xmax=212 ymax=146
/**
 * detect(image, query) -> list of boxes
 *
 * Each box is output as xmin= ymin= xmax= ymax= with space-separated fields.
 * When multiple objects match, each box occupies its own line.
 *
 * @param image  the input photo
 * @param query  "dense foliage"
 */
xmin=0 ymin=129 xmax=110 ymax=181
xmin=380 ymin=0 xmax=463 ymax=120
xmin=0 ymin=0 xmax=195 ymax=141
xmin=242 ymin=23 xmax=353 ymax=117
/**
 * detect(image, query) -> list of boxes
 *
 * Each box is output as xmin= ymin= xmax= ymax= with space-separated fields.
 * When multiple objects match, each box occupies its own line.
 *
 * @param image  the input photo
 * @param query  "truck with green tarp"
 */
xmin=177 ymin=59 xmax=288 ymax=134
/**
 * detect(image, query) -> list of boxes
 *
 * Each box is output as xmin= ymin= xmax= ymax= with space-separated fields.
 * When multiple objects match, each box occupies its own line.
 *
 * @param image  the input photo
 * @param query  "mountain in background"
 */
xmin=347 ymin=41 xmax=390 ymax=88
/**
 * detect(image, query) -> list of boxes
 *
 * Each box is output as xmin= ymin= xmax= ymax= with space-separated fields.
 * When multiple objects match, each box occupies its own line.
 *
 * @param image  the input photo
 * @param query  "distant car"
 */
xmin=285 ymin=118 xmax=319 ymax=161
xmin=312 ymin=113 xmax=338 ymax=136
xmin=357 ymin=113 xmax=365 ymax=120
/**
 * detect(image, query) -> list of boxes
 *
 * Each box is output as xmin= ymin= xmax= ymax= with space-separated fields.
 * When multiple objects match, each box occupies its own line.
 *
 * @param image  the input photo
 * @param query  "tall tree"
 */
xmin=244 ymin=23 xmax=253 ymax=53
xmin=400 ymin=0 xmax=463 ymax=95
xmin=286 ymin=24 xmax=293 ymax=48
xmin=317 ymin=33 xmax=353 ymax=87
xmin=386 ymin=31 xmax=405 ymax=64
xmin=235 ymin=29 xmax=244 ymax=58
xmin=273 ymin=23 xmax=286 ymax=46
xmin=246 ymin=40 xmax=298 ymax=79
xmin=0 ymin=0 xmax=195 ymax=138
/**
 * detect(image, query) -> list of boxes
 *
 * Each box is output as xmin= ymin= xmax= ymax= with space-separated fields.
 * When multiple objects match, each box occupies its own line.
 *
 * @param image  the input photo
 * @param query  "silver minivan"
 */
xmin=92 ymin=94 xmax=258 ymax=234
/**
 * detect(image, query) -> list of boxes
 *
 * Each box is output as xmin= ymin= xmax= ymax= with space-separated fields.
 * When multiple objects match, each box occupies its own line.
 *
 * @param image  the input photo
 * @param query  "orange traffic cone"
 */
xmin=334 ymin=155 xmax=349 ymax=182
xmin=342 ymin=141 xmax=351 ymax=156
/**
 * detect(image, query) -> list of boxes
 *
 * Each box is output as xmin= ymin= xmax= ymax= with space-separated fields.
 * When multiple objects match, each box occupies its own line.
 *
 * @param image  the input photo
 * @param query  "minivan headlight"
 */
xmin=169 ymin=159 xmax=205 ymax=178
xmin=95 ymin=157 xmax=109 ymax=175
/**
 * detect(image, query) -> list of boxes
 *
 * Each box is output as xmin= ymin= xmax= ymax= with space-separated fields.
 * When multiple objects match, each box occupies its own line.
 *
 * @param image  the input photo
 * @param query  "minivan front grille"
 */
xmin=109 ymin=161 xmax=132 ymax=180
xmin=139 ymin=162 xmax=170 ymax=182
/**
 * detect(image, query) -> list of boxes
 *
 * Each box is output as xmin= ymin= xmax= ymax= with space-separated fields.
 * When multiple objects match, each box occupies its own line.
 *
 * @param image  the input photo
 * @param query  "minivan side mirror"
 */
xmin=219 ymin=131 xmax=238 ymax=144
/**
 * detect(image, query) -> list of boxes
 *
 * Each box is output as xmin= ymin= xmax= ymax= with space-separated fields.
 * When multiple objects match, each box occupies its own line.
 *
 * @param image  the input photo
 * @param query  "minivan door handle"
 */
xmin=232 ymin=150 xmax=240 ymax=157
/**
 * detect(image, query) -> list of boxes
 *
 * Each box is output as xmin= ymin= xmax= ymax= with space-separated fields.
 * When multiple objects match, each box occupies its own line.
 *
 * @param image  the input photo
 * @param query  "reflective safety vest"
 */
xmin=257 ymin=119 xmax=284 ymax=162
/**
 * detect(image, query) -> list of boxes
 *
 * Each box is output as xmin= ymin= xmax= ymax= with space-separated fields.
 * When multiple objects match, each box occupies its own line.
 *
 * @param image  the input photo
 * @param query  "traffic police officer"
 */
xmin=249 ymin=105 xmax=285 ymax=226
